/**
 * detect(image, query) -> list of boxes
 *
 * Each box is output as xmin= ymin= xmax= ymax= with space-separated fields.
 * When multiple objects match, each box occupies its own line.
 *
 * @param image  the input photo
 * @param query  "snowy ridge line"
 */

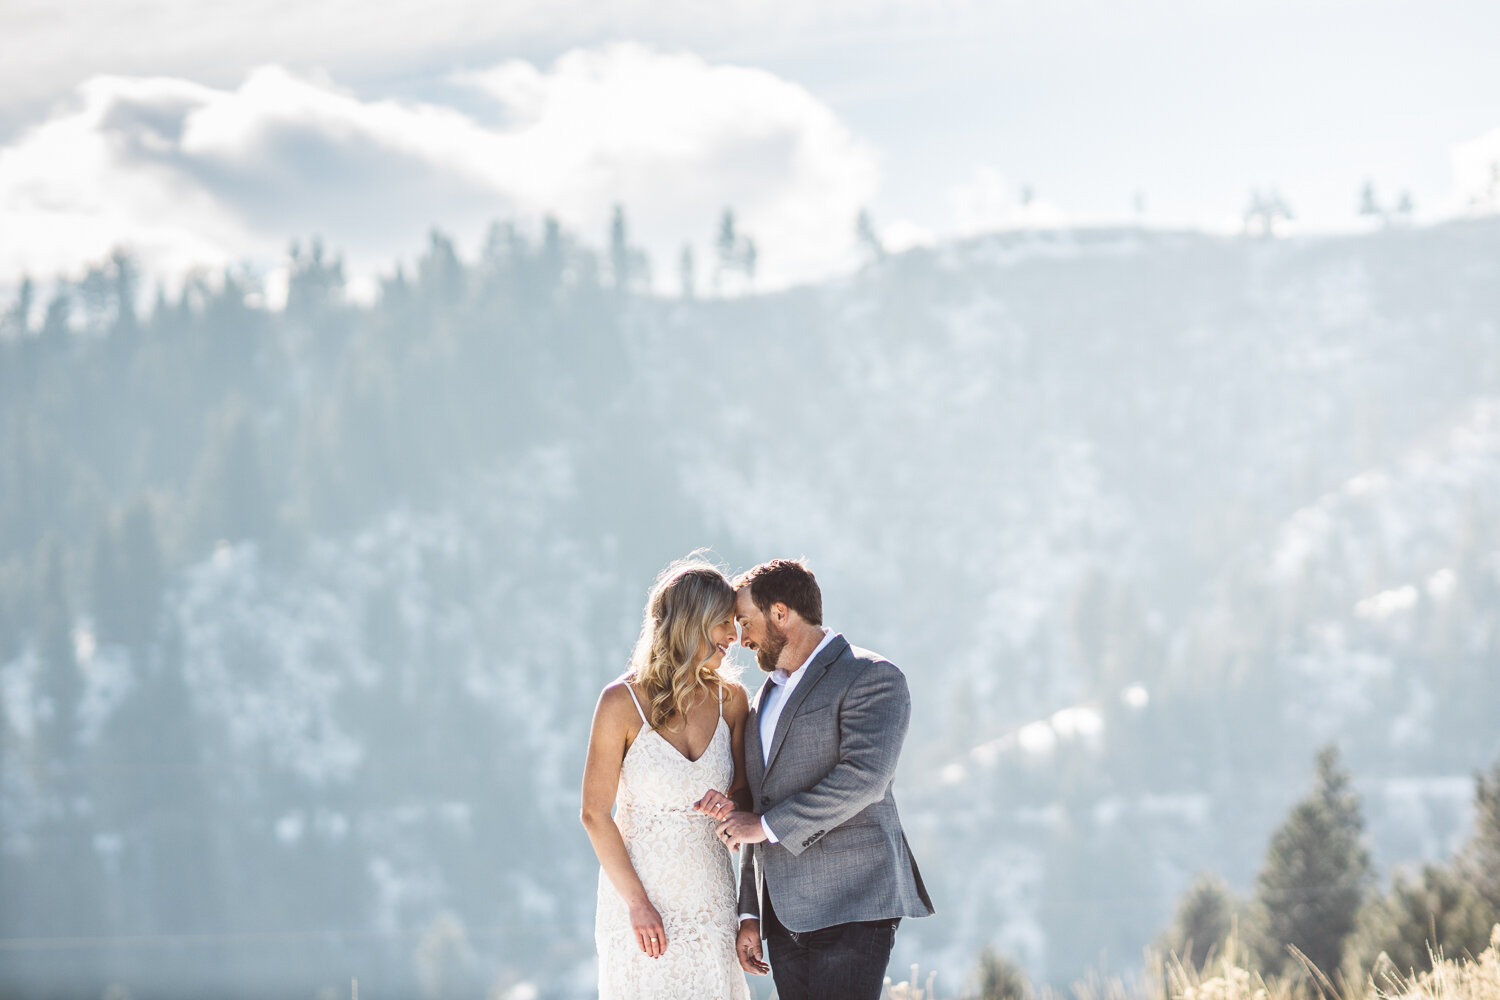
xmin=1267 ymin=396 xmax=1500 ymax=585
xmin=936 ymin=683 xmax=1150 ymax=784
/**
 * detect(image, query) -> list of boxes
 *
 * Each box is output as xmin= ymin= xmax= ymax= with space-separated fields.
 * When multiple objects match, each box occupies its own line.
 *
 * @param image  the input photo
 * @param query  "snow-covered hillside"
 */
xmin=2 ymin=219 xmax=1498 ymax=998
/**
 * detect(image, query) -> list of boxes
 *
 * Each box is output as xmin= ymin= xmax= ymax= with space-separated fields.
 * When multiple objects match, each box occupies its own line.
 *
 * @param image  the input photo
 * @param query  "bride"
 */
xmin=581 ymin=557 xmax=755 ymax=999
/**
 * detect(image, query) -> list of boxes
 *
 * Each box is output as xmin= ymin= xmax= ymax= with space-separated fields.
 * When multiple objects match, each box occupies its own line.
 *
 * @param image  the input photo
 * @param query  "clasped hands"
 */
xmin=690 ymin=789 xmax=771 ymax=975
xmin=692 ymin=789 xmax=767 ymax=852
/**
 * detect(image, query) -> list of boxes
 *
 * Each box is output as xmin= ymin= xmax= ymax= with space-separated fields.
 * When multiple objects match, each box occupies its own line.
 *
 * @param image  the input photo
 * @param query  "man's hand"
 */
xmin=736 ymin=919 xmax=770 ymax=975
xmin=716 ymin=810 xmax=768 ymax=852
xmin=693 ymin=788 xmax=735 ymax=821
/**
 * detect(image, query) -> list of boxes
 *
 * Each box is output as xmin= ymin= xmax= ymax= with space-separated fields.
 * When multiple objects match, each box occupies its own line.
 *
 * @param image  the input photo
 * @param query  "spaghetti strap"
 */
xmin=624 ymin=681 xmax=649 ymax=727
xmin=717 ymin=682 xmax=724 ymax=720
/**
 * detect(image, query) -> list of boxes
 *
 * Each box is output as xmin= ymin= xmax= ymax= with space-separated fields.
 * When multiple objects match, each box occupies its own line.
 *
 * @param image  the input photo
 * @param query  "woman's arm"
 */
xmin=725 ymin=682 xmax=753 ymax=812
xmin=692 ymin=681 xmax=752 ymax=820
xmin=580 ymin=683 xmax=667 ymax=959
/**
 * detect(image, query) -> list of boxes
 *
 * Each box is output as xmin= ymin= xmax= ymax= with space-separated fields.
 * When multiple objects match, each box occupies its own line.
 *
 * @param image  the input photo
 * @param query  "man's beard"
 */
xmin=756 ymin=619 xmax=788 ymax=673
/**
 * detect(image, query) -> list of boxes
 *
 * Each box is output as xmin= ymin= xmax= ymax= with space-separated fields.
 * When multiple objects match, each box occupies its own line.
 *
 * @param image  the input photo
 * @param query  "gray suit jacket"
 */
xmin=737 ymin=634 xmax=935 ymax=932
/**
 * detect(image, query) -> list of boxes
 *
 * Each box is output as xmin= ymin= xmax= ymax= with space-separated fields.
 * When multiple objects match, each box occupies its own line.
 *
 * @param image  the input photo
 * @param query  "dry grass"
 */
xmin=878 ymin=925 xmax=1500 ymax=1000
xmin=1145 ymin=926 xmax=1500 ymax=1000
xmin=1371 ymin=925 xmax=1500 ymax=1000
xmin=885 ymin=963 xmax=939 ymax=999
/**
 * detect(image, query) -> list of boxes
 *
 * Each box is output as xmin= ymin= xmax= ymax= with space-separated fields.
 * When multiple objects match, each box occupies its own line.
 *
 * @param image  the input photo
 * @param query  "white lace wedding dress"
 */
xmin=595 ymin=684 xmax=752 ymax=1000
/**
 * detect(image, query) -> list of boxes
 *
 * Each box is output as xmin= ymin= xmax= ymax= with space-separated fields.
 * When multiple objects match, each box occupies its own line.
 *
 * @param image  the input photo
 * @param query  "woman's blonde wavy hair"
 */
xmin=627 ymin=555 xmax=737 ymax=731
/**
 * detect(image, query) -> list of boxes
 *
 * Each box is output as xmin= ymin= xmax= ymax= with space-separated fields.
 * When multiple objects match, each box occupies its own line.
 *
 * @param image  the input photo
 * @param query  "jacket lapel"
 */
xmin=763 ymin=634 xmax=848 ymax=778
xmin=746 ymin=678 xmax=771 ymax=794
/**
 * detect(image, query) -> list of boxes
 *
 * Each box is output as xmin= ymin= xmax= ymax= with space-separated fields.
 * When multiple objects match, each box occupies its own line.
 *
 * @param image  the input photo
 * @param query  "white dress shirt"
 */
xmin=758 ymin=627 xmax=835 ymax=775
xmin=745 ymin=627 xmax=833 ymax=864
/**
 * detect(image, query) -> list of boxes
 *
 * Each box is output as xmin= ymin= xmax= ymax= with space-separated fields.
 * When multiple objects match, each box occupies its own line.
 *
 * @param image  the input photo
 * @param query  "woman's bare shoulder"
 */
xmin=596 ymin=676 xmax=643 ymax=721
xmin=722 ymin=679 xmax=752 ymax=721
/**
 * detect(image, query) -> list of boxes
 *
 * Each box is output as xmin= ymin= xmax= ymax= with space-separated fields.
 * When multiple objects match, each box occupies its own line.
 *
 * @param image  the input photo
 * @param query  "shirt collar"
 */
xmin=769 ymin=627 xmax=834 ymax=686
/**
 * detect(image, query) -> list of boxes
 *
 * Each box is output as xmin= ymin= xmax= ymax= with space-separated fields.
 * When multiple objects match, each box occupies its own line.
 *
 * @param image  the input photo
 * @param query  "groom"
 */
xmin=701 ymin=558 xmax=934 ymax=1000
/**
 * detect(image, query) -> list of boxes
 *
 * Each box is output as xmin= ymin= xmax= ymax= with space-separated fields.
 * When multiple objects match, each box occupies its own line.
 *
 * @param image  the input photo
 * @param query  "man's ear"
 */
xmin=770 ymin=602 xmax=789 ymax=626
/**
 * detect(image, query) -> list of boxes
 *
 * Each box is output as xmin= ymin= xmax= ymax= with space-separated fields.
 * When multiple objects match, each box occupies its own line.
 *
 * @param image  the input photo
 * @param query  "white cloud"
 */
xmin=0 ymin=0 xmax=948 ymax=123
xmin=0 ymin=67 xmax=510 ymax=288
xmin=454 ymin=44 xmax=879 ymax=287
xmin=0 ymin=75 xmax=265 ymax=283
xmin=879 ymin=218 xmax=937 ymax=253
xmin=0 ymin=44 xmax=879 ymax=294
xmin=1354 ymin=584 xmax=1419 ymax=622
xmin=1451 ymin=125 xmax=1500 ymax=213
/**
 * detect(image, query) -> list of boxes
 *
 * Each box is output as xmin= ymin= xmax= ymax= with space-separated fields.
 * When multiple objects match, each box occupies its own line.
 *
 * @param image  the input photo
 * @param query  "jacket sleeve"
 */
xmin=737 ymin=842 xmax=760 ymax=918
xmin=760 ymin=662 xmax=910 ymax=857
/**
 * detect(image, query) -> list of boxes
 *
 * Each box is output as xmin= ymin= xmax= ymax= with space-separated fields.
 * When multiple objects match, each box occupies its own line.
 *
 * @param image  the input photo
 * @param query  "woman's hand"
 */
xmin=629 ymin=898 xmax=667 ymax=958
xmin=693 ymin=788 xmax=734 ymax=821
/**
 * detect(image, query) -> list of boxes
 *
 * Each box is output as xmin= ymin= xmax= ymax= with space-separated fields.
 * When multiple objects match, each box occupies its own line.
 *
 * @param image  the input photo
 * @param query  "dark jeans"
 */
xmin=763 ymin=889 xmax=899 ymax=1000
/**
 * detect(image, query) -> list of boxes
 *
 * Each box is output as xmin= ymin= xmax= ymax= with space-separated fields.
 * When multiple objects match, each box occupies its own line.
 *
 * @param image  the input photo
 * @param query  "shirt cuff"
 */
xmin=760 ymin=816 xmax=778 ymax=843
xmin=739 ymin=913 xmax=759 ymax=923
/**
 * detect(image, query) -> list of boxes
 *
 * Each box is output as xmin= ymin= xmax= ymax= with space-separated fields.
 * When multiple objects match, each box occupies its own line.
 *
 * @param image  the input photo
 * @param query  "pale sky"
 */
xmin=3 ymin=0 xmax=1499 ymax=297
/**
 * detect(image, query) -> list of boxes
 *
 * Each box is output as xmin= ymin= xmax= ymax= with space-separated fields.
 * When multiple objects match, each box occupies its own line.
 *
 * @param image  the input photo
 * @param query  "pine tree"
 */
xmin=1163 ymin=872 xmax=1237 ymax=970
xmin=28 ymin=543 xmax=108 ymax=962
xmin=41 ymin=286 xmax=72 ymax=343
xmin=193 ymin=407 xmax=274 ymax=548
xmin=1465 ymin=757 xmax=1500 ymax=915
xmin=856 ymin=209 xmax=885 ymax=263
xmin=678 ymin=245 xmax=696 ymax=301
xmin=286 ymin=238 xmax=346 ymax=316
xmin=36 ymin=538 xmax=82 ymax=776
xmin=222 ymin=415 xmax=272 ymax=544
xmin=419 ymin=229 xmax=465 ymax=305
xmin=118 ymin=500 xmax=165 ymax=652
xmin=715 ymin=209 xmax=737 ymax=294
xmin=609 ymin=205 xmax=631 ymax=292
xmin=1343 ymin=863 xmax=1493 ymax=979
xmin=140 ymin=625 xmax=221 ymax=934
xmin=91 ymin=503 xmax=163 ymax=653
xmin=1244 ymin=188 xmax=1294 ymax=238
xmin=1252 ymin=746 xmax=1372 ymax=978
xmin=90 ymin=519 xmax=124 ymax=644
xmin=974 ymin=947 xmax=1032 ymax=1000
xmin=111 ymin=248 xmax=139 ymax=333
xmin=1 ymin=276 xmax=33 ymax=337
xmin=540 ymin=216 xmax=566 ymax=296
xmin=78 ymin=260 xmax=114 ymax=334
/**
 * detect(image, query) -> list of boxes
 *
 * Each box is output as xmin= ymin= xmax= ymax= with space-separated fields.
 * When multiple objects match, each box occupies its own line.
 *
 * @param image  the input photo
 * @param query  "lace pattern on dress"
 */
xmin=595 ymin=682 xmax=751 ymax=1000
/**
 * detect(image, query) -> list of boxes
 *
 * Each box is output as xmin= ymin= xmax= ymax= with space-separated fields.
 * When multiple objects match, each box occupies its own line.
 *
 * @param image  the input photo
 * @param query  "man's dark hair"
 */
xmin=735 ymin=558 xmax=823 ymax=626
